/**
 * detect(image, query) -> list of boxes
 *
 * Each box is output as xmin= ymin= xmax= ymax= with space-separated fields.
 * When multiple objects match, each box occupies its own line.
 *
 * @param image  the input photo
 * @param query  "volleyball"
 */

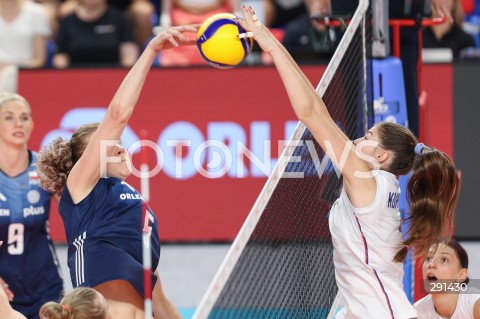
xmin=197 ymin=13 xmax=253 ymax=69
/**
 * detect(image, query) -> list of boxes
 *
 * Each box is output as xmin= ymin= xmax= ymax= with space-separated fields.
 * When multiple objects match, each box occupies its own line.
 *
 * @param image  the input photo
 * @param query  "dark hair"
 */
xmin=376 ymin=122 xmax=418 ymax=176
xmin=446 ymin=239 xmax=469 ymax=269
xmin=376 ymin=123 xmax=460 ymax=263
xmin=39 ymin=287 xmax=107 ymax=319
xmin=37 ymin=123 xmax=99 ymax=195
xmin=427 ymin=239 xmax=469 ymax=284
xmin=446 ymin=239 xmax=469 ymax=284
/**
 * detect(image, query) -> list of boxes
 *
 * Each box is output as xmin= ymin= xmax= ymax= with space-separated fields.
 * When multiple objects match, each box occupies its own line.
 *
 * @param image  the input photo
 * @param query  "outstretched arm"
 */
xmin=237 ymin=6 xmax=376 ymax=206
xmin=67 ymin=25 xmax=197 ymax=203
xmin=0 ymin=277 xmax=13 ymax=303
xmin=0 ymin=281 xmax=26 ymax=319
xmin=474 ymin=299 xmax=480 ymax=319
xmin=152 ymin=271 xmax=182 ymax=319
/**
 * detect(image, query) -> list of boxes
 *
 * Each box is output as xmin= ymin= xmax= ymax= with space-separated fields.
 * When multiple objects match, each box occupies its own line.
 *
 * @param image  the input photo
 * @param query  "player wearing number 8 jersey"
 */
xmin=0 ymin=92 xmax=63 ymax=319
xmin=37 ymin=25 xmax=199 ymax=319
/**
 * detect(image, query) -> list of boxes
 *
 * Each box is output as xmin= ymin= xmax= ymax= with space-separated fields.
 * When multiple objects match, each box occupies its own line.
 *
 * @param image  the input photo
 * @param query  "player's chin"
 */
xmin=11 ymin=138 xmax=28 ymax=145
xmin=120 ymin=170 xmax=132 ymax=180
xmin=110 ymin=168 xmax=132 ymax=180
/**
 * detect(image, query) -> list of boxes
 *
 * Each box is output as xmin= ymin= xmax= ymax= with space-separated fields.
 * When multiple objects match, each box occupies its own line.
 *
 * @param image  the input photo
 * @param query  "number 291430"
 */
xmin=427 ymin=281 xmax=468 ymax=293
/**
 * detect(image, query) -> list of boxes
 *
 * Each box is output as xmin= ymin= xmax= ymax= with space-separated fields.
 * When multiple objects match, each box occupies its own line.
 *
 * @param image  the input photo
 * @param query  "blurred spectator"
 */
xmin=0 ymin=0 xmax=51 ymax=92
xmin=159 ymin=0 xmax=239 ymax=66
xmin=0 ymin=0 xmax=51 ymax=68
xmin=423 ymin=0 xmax=475 ymax=58
xmin=160 ymin=0 xmax=238 ymax=27
xmin=53 ymin=0 xmax=139 ymax=68
xmin=59 ymin=0 xmax=155 ymax=48
xmin=263 ymin=0 xmax=306 ymax=28
xmin=33 ymin=0 xmax=61 ymax=36
xmin=282 ymin=0 xmax=337 ymax=62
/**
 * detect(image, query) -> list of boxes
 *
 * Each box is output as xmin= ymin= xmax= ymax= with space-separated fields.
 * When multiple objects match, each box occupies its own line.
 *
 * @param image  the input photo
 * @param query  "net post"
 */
xmin=193 ymin=0 xmax=371 ymax=317
xmin=140 ymin=129 xmax=153 ymax=319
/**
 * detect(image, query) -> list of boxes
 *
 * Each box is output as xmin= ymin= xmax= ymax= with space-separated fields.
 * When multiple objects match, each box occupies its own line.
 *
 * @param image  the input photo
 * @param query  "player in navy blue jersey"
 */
xmin=0 ymin=92 xmax=63 ymax=319
xmin=37 ymin=25 xmax=197 ymax=319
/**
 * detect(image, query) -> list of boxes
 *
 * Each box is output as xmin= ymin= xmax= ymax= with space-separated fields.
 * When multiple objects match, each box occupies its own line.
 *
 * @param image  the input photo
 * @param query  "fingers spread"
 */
xmin=239 ymin=5 xmax=262 ymax=28
xmin=164 ymin=33 xmax=179 ymax=47
xmin=169 ymin=29 xmax=190 ymax=42
xmin=240 ymin=5 xmax=252 ymax=24
xmin=175 ymin=24 xmax=199 ymax=33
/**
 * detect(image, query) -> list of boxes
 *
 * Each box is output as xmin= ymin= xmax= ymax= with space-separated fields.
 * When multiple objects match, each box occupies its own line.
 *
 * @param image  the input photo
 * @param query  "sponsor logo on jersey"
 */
xmin=387 ymin=192 xmax=400 ymax=210
xmin=27 ymin=190 xmax=41 ymax=204
xmin=119 ymin=193 xmax=143 ymax=200
xmin=0 ymin=192 xmax=6 ymax=201
xmin=0 ymin=209 xmax=10 ymax=216
xmin=23 ymin=205 xmax=45 ymax=218
xmin=119 ymin=181 xmax=143 ymax=200
xmin=29 ymin=171 xmax=40 ymax=185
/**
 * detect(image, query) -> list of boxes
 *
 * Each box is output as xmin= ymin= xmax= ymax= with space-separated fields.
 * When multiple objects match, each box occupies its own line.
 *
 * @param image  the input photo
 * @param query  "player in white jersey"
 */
xmin=237 ymin=6 xmax=460 ymax=318
xmin=415 ymin=239 xmax=480 ymax=319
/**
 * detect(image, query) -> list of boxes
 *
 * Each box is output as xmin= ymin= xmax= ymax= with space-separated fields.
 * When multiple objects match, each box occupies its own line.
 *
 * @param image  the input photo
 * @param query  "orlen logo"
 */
xmin=43 ymin=108 xmax=344 ymax=180
xmin=40 ymin=108 xmax=139 ymax=153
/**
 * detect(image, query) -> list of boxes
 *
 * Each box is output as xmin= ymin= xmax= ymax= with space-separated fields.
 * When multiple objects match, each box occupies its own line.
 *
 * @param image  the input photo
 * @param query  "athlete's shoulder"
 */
xmin=29 ymin=151 xmax=39 ymax=170
xmin=374 ymin=170 xmax=398 ymax=187
xmin=459 ymin=291 xmax=480 ymax=313
xmin=107 ymin=299 xmax=140 ymax=319
xmin=414 ymin=295 xmax=435 ymax=317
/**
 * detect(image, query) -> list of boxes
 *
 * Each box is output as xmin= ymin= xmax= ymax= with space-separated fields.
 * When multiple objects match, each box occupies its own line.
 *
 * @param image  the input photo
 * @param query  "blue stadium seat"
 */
xmin=151 ymin=0 xmax=160 ymax=26
xmin=464 ymin=13 xmax=480 ymax=47
xmin=46 ymin=39 xmax=57 ymax=68
xmin=372 ymin=57 xmax=408 ymax=127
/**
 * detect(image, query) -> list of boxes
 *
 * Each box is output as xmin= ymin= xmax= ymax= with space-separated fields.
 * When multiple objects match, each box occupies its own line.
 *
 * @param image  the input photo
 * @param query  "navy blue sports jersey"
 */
xmin=0 ymin=151 xmax=63 ymax=319
xmin=59 ymin=177 xmax=160 ymax=298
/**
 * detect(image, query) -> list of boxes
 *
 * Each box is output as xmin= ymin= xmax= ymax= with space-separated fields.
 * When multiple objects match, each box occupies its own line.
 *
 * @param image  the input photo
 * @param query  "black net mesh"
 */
xmin=204 ymin=5 xmax=373 ymax=319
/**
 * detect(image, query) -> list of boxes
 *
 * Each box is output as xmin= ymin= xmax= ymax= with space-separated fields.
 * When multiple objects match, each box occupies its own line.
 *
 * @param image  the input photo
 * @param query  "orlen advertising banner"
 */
xmin=18 ymin=64 xmax=453 ymax=243
xmin=19 ymin=66 xmax=326 ymax=242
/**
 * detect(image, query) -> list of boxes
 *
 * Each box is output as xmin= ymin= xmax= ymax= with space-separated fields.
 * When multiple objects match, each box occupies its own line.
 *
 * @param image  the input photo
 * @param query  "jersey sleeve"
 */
xmin=414 ymin=296 xmax=434 ymax=318
xmin=30 ymin=2 xmax=52 ymax=37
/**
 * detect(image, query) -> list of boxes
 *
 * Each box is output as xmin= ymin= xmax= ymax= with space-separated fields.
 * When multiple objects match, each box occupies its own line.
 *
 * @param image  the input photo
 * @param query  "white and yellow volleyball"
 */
xmin=197 ymin=13 xmax=253 ymax=69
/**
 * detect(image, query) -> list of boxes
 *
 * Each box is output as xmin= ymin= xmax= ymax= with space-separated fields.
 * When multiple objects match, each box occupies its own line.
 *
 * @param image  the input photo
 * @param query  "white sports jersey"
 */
xmin=0 ymin=1 xmax=51 ymax=64
xmin=415 ymin=293 xmax=480 ymax=319
xmin=329 ymin=170 xmax=417 ymax=319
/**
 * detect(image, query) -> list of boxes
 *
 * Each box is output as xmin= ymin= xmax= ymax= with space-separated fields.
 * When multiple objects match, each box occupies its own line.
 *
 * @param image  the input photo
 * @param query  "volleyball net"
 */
xmin=193 ymin=1 xmax=373 ymax=318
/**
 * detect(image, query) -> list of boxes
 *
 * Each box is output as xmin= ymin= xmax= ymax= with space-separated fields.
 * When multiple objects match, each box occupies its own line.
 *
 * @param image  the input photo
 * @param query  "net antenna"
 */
xmin=194 ymin=0 xmax=372 ymax=317
xmin=140 ymin=129 xmax=153 ymax=319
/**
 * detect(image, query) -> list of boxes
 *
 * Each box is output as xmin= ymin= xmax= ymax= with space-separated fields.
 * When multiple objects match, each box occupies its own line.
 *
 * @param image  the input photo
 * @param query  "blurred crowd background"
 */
xmin=1 ymin=0 xmax=480 ymax=77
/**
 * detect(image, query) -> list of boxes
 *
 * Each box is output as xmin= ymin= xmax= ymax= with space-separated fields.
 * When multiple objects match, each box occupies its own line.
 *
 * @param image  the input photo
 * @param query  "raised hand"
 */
xmin=236 ymin=6 xmax=278 ymax=53
xmin=432 ymin=0 xmax=453 ymax=22
xmin=147 ymin=25 xmax=199 ymax=53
